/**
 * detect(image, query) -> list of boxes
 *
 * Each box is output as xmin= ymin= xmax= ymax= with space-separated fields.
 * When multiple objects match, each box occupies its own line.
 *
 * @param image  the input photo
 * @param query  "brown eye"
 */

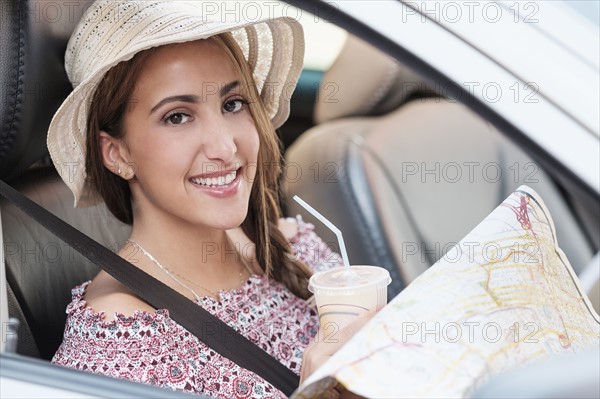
xmin=223 ymin=99 xmax=245 ymax=113
xmin=164 ymin=112 xmax=190 ymax=125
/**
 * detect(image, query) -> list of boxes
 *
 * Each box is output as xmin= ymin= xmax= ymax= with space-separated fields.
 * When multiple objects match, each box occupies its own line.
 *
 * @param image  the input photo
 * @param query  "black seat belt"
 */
xmin=0 ymin=179 xmax=300 ymax=396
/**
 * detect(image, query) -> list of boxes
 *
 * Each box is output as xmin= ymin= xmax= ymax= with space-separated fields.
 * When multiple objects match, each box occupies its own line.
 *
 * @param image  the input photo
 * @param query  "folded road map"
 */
xmin=293 ymin=185 xmax=600 ymax=398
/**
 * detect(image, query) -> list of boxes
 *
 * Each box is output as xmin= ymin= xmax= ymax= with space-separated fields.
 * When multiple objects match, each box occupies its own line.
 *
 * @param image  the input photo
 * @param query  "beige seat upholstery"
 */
xmin=284 ymin=35 xmax=594 ymax=296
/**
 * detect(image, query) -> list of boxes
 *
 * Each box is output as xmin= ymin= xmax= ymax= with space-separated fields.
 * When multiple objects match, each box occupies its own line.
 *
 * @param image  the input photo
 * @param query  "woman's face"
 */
xmin=112 ymin=40 xmax=260 ymax=231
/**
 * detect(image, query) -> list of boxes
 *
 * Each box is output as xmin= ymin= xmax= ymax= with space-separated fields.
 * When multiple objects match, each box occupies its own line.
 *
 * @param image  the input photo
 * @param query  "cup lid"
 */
xmin=308 ymin=265 xmax=391 ymax=293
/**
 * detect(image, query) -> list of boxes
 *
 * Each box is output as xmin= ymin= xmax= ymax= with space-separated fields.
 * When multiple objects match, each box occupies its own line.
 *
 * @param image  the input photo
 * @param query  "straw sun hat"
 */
xmin=47 ymin=0 xmax=304 ymax=207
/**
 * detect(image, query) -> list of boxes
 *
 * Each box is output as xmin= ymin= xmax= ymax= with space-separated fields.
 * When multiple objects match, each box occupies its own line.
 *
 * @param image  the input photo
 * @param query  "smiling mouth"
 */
xmin=189 ymin=168 xmax=241 ymax=188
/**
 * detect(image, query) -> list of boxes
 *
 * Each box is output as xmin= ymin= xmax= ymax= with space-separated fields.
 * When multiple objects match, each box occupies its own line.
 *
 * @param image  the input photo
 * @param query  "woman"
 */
xmin=48 ymin=1 xmax=352 ymax=398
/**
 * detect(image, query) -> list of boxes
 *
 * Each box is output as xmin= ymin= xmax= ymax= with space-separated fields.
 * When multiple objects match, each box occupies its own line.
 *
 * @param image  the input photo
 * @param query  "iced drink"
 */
xmin=308 ymin=265 xmax=391 ymax=330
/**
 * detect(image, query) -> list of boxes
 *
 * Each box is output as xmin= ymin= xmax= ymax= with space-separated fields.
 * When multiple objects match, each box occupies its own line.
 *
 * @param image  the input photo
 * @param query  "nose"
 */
xmin=201 ymin=115 xmax=237 ymax=164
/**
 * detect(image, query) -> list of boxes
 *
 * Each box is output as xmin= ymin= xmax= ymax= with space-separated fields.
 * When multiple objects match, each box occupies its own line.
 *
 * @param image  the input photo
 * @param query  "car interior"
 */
xmin=283 ymin=34 xmax=599 ymax=296
xmin=1 ymin=0 xmax=598 ymax=388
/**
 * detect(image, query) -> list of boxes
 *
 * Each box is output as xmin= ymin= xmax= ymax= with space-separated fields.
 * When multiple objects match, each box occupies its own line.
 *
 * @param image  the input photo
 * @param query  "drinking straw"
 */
xmin=293 ymin=195 xmax=350 ymax=269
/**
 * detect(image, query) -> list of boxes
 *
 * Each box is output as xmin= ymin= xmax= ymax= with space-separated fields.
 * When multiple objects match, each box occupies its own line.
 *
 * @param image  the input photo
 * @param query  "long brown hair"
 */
xmin=85 ymin=34 xmax=312 ymax=299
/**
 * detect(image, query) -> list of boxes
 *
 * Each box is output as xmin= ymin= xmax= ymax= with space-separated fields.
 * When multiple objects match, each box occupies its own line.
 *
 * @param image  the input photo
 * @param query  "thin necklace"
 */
xmin=127 ymin=239 xmax=253 ymax=301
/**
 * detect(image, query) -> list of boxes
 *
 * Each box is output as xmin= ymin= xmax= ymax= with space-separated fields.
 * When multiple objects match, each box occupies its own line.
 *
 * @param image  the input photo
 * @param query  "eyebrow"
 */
xmin=149 ymin=81 xmax=241 ymax=115
xmin=150 ymin=94 xmax=199 ymax=115
xmin=220 ymin=80 xmax=240 ymax=96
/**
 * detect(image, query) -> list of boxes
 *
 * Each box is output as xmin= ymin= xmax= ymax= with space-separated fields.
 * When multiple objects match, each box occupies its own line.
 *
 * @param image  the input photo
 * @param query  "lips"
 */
xmin=188 ymin=167 xmax=242 ymax=198
xmin=190 ymin=169 xmax=237 ymax=188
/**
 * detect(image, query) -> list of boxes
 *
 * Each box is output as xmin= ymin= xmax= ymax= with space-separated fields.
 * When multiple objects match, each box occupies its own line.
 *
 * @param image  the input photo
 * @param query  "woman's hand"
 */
xmin=300 ymin=315 xmax=374 ymax=398
xmin=300 ymin=314 xmax=374 ymax=383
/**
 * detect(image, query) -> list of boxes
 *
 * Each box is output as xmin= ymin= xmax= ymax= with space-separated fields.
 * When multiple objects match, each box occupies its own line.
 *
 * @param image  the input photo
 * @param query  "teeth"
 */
xmin=191 ymin=171 xmax=237 ymax=187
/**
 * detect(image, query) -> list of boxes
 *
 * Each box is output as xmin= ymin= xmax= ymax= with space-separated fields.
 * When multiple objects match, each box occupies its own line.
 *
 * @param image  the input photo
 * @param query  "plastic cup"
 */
xmin=308 ymin=265 xmax=392 ymax=330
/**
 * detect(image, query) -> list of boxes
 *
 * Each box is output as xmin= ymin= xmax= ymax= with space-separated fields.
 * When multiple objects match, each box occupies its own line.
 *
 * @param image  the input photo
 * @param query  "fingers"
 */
xmin=335 ymin=317 xmax=369 ymax=342
xmin=299 ymin=341 xmax=322 ymax=384
xmin=300 ymin=313 xmax=376 ymax=383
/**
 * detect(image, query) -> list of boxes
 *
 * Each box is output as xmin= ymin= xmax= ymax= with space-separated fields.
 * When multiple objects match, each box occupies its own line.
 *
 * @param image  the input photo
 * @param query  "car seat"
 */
xmin=283 ymin=35 xmax=595 ymax=296
xmin=0 ymin=0 xmax=130 ymax=359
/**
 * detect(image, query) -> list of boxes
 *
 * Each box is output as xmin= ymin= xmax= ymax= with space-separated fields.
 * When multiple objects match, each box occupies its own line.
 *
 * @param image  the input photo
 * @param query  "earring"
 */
xmin=123 ymin=164 xmax=136 ymax=180
xmin=117 ymin=165 xmax=122 ymax=175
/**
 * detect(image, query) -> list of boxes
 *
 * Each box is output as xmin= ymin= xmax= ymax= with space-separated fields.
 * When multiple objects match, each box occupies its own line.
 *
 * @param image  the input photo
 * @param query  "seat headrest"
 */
xmin=0 ymin=1 xmax=93 ymax=181
xmin=315 ymin=35 xmax=431 ymax=124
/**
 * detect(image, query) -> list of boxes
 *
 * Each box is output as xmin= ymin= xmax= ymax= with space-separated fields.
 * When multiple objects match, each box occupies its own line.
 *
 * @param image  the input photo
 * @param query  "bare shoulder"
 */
xmin=278 ymin=217 xmax=299 ymax=240
xmin=84 ymin=270 xmax=156 ymax=321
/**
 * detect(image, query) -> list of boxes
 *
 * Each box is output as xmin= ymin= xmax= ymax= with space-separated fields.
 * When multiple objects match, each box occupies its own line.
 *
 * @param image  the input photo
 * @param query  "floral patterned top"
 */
xmin=52 ymin=217 xmax=342 ymax=398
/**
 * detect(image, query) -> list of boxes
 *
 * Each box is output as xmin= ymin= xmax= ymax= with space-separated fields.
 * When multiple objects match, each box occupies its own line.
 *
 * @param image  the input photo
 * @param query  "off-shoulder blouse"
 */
xmin=52 ymin=217 xmax=342 ymax=398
